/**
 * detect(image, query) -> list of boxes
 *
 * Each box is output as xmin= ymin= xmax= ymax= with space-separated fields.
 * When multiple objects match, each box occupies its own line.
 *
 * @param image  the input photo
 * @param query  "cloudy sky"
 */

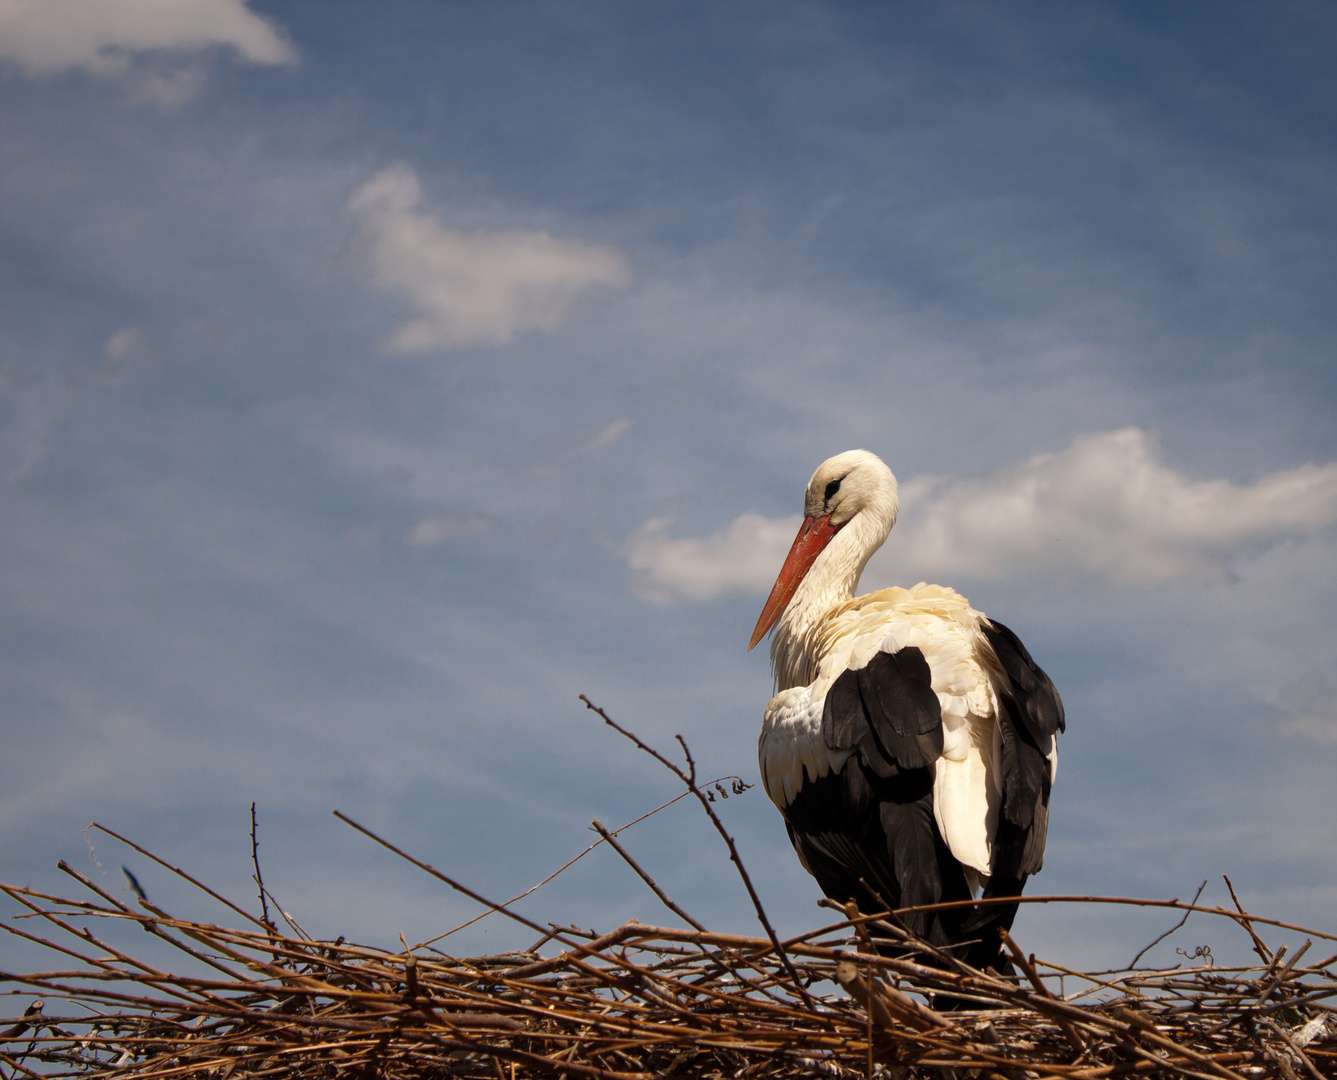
xmin=2 ymin=1 xmax=1335 ymax=972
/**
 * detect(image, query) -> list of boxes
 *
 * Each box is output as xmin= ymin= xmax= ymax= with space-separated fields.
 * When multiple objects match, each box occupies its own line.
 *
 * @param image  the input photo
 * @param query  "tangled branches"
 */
xmin=2 ymin=701 xmax=1335 ymax=1078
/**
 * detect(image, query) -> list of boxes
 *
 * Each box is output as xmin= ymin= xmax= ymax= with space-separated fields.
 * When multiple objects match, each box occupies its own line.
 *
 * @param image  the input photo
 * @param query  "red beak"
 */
xmin=748 ymin=514 xmax=840 ymax=652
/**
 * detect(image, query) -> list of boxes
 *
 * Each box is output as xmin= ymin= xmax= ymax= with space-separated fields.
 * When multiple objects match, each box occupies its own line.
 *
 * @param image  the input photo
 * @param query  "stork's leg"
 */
xmin=961 ymin=872 xmax=1027 ymax=975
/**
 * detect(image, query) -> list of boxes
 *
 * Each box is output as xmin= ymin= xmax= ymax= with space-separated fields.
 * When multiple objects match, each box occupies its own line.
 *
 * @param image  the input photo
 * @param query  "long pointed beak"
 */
xmin=748 ymin=514 xmax=840 ymax=652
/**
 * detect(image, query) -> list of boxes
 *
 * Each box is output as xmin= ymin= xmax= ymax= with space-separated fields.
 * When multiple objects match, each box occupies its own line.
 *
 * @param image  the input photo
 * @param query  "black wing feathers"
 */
xmin=861 ymin=647 xmax=940 ymax=736
xmin=800 ymin=648 xmax=976 ymax=951
xmin=881 ymin=799 xmax=944 ymax=910
xmin=822 ymin=647 xmax=944 ymax=772
xmin=984 ymin=618 xmax=1061 ymax=876
xmin=784 ymin=766 xmax=972 ymax=950
xmin=821 ymin=671 xmax=866 ymax=749
xmin=980 ymin=619 xmax=1065 ymax=738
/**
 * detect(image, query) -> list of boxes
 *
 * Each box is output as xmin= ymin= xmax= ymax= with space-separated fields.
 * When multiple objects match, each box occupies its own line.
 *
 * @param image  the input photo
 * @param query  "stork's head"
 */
xmin=748 ymin=450 xmax=898 ymax=651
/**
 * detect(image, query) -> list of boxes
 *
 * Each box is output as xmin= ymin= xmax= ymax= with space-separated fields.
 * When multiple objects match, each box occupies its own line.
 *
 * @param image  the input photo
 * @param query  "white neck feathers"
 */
xmin=770 ymin=469 xmax=898 ymax=691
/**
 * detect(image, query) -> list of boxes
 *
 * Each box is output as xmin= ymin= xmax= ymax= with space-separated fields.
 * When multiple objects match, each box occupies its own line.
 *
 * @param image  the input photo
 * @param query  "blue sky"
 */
xmin=2 ymin=1 xmax=1335 ymax=972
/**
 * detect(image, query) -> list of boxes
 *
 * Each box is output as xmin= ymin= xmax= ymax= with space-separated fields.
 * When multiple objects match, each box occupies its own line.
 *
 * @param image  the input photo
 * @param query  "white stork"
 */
xmin=749 ymin=450 xmax=1064 ymax=971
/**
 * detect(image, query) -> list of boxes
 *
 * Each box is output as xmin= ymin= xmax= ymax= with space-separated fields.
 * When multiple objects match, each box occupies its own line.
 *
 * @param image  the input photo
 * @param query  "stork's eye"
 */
xmin=823 ymin=478 xmax=842 ymax=503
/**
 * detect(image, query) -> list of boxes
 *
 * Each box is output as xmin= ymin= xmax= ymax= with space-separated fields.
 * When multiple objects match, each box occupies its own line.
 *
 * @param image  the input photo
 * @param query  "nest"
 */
xmin=3 ymin=701 xmax=1336 ymax=1079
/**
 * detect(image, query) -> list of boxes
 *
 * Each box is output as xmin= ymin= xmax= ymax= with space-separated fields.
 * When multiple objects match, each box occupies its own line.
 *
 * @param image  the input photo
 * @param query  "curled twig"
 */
xmin=1127 ymin=879 xmax=1208 ymax=969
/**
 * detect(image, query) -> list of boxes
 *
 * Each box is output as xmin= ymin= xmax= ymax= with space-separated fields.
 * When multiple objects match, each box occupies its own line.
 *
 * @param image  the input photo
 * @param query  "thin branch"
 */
xmin=883 ymin=892 xmax=1337 ymax=945
xmin=88 ymin=823 xmax=270 ymax=932
xmin=249 ymin=802 xmax=274 ymax=935
xmin=591 ymin=819 xmax=706 ymax=932
xmin=413 ymin=777 xmax=744 ymax=950
xmin=1127 ymin=879 xmax=1208 ymax=969
xmin=1223 ymin=874 xmax=1273 ymax=965
xmin=331 ymin=810 xmax=650 ymax=979
xmin=580 ymin=695 xmax=819 ymax=1013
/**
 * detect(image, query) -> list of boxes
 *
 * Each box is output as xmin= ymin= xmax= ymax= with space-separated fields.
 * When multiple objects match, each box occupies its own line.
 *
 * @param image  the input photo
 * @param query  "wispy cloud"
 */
xmin=1276 ymin=674 xmax=1337 ymax=745
xmin=119 ymin=63 xmax=210 ymax=111
xmin=405 ymin=513 xmax=493 ymax=549
xmin=0 ymin=0 xmax=296 ymax=76
xmin=104 ymin=326 xmax=143 ymax=361
xmin=584 ymin=418 xmax=632 ymax=452
xmin=84 ymin=324 xmax=148 ymax=385
xmin=627 ymin=429 xmax=1337 ymax=600
xmin=345 ymin=165 xmax=632 ymax=352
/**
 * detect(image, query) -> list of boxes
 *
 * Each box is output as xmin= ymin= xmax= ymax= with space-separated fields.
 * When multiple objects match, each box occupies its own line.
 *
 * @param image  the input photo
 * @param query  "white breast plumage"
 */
xmin=758 ymin=686 xmax=845 ymax=808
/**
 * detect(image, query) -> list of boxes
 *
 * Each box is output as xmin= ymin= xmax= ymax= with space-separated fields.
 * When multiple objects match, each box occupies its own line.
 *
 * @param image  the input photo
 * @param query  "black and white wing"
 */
xmin=762 ymin=610 xmax=1064 ymax=967
xmin=782 ymin=645 xmax=972 ymax=951
xmin=978 ymin=617 xmax=1065 ymax=883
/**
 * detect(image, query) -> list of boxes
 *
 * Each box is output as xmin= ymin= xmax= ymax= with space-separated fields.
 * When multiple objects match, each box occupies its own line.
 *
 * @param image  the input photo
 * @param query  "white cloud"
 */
xmin=0 ymin=0 xmax=296 ymax=75
xmin=345 ymin=165 xmax=632 ymax=352
xmin=626 ymin=513 xmax=801 ymax=603
xmin=406 ymin=513 xmax=492 ymax=549
xmin=627 ymin=429 xmax=1337 ymax=600
xmin=882 ymin=428 xmax=1337 ymax=585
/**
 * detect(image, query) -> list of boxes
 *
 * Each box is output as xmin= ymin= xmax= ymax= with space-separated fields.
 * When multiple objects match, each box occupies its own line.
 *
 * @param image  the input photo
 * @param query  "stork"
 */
xmin=749 ymin=450 xmax=1063 ymax=972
